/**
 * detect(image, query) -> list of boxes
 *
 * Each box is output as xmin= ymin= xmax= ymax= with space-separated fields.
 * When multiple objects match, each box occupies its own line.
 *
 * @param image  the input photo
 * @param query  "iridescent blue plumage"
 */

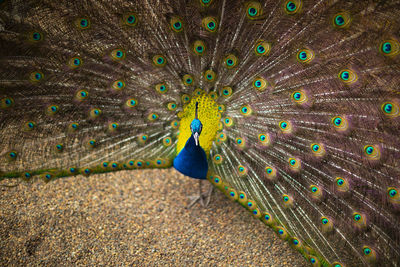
xmin=173 ymin=134 xmax=208 ymax=179
xmin=173 ymin=102 xmax=208 ymax=179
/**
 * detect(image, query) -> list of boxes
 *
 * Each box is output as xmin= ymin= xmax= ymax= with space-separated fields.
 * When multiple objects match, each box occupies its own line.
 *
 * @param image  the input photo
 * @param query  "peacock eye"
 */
xmin=170 ymin=16 xmax=183 ymax=32
xmin=379 ymin=39 xmax=400 ymax=56
xmin=381 ymin=101 xmax=399 ymax=117
xmin=285 ymin=0 xmax=301 ymax=14
xmin=240 ymin=105 xmax=252 ymax=116
xmin=246 ymin=2 xmax=262 ymax=19
xmin=331 ymin=116 xmax=348 ymax=131
xmin=68 ymin=57 xmax=83 ymax=68
xmin=333 ymin=12 xmax=351 ymax=28
xmin=110 ymin=49 xmax=126 ymax=61
xmin=296 ymin=49 xmax=314 ymax=63
xmin=193 ymin=40 xmax=206 ymax=55
xmin=1 ymin=97 xmax=14 ymax=108
xmin=252 ymin=77 xmax=268 ymax=91
xmin=30 ymin=71 xmax=44 ymax=82
xmin=224 ymin=54 xmax=239 ymax=69
xmin=220 ymin=86 xmax=232 ymax=97
xmin=279 ymin=120 xmax=292 ymax=133
xmin=47 ymin=105 xmax=59 ymax=116
xmin=182 ymin=74 xmax=194 ymax=86
xmin=31 ymin=32 xmax=42 ymax=41
xmin=200 ymin=0 xmax=213 ymax=6
xmin=335 ymin=15 xmax=344 ymax=26
xmin=204 ymin=69 xmax=216 ymax=82
xmin=363 ymin=145 xmax=380 ymax=160
xmin=223 ymin=117 xmax=233 ymax=127
xmin=338 ymin=69 xmax=357 ymax=84
xmin=322 ymin=218 xmax=328 ymax=224
xmin=152 ymin=55 xmax=166 ymax=66
xmin=202 ymin=17 xmax=218 ymax=32
xmin=76 ymin=18 xmax=90 ymax=29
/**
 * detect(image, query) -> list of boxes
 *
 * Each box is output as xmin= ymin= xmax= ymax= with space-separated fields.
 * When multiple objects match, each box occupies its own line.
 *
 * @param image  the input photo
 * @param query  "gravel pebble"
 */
xmin=0 ymin=169 xmax=307 ymax=266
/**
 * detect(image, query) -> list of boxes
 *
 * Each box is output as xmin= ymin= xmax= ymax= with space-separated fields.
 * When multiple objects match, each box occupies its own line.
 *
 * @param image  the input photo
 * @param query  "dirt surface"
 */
xmin=0 ymin=169 xmax=307 ymax=266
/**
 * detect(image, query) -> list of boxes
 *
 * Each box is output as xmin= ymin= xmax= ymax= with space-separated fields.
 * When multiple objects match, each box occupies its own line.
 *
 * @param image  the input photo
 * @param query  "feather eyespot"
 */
xmin=147 ymin=113 xmax=159 ymax=121
xmin=76 ymin=18 xmax=90 ymax=29
xmin=213 ymin=154 xmax=223 ymax=164
xmin=246 ymin=2 xmax=262 ymax=19
xmin=254 ymin=40 xmax=271 ymax=56
xmin=279 ymin=120 xmax=292 ymax=133
xmin=362 ymin=246 xmax=376 ymax=262
xmin=68 ymin=57 xmax=83 ymax=69
xmin=252 ymin=77 xmax=268 ymax=91
xmin=170 ymin=16 xmax=183 ymax=32
xmin=152 ymin=55 xmax=167 ymax=67
xmin=310 ymin=143 xmax=325 ymax=157
xmin=125 ymin=98 xmax=138 ymax=108
xmin=200 ymin=0 xmax=213 ymax=6
xmin=181 ymin=94 xmax=191 ymax=104
xmin=258 ymin=133 xmax=270 ymax=146
xmin=296 ymin=49 xmax=314 ymax=63
xmin=223 ymin=117 xmax=233 ymax=127
xmin=333 ymin=12 xmax=351 ymax=28
xmin=288 ymin=157 xmax=301 ymax=171
xmin=381 ymin=101 xmax=399 ymax=117
xmin=112 ymin=80 xmax=125 ymax=91
xmin=182 ymin=74 xmax=194 ymax=86
xmin=331 ymin=116 xmax=348 ymax=131
xmin=55 ymin=144 xmax=64 ymax=153
xmin=30 ymin=71 xmax=44 ymax=83
xmin=111 ymin=49 xmax=126 ymax=61
xmin=265 ymin=166 xmax=277 ymax=180
xmin=284 ymin=0 xmax=302 ymax=15
xmin=29 ymin=31 xmax=43 ymax=42
xmin=155 ymin=83 xmax=168 ymax=94
xmin=224 ymin=54 xmax=239 ymax=69
xmin=310 ymin=185 xmax=323 ymax=201
xmin=291 ymin=90 xmax=308 ymax=105
xmin=352 ymin=212 xmax=366 ymax=229
xmin=108 ymin=122 xmax=119 ymax=132
xmin=380 ymin=39 xmax=400 ymax=56
xmin=220 ymin=86 xmax=233 ymax=97
xmin=193 ymin=40 xmax=206 ymax=56
xmin=89 ymin=108 xmax=102 ymax=119
xmin=6 ymin=150 xmax=18 ymax=161
xmin=171 ymin=120 xmax=179 ymax=129
xmin=235 ymin=137 xmax=246 ymax=149
xmin=240 ymin=105 xmax=252 ymax=116
xmin=338 ymin=69 xmax=357 ymax=84
xmin=163 ymin=137 xmax=172 ymax=147
xmin=123 ymin=13 xmax=137 ymax=26
xmin=1 ymin=97 xmax=14 ymax=109
xmin=204 ymin=69 xmax=216 ymax=82
xmin=24 ymin=121 xmax=36 ymax=131
xmin=167 ymin=102 xmax=177 ymax=111
xmin=76 ymin=90 xmax=89 ymax=101
xmin=387 ymin=187 xmax=399 ymax=203
xmin=262 ymin=212 xmax=274 ymax=225
xmin=363 ymin=145 xmax=380 ymax=160
xmin=276 ymin=226 xmax=288 ymax=239
xmin=87 ymin=139 xmax=96 ymax=149
xmin=202 ymin=17 xmax=218 ymax=32
xmin=46 ymin=105 xmax=59 ymax=116
xmin=237 ymin=165 xmax=248 ymax=176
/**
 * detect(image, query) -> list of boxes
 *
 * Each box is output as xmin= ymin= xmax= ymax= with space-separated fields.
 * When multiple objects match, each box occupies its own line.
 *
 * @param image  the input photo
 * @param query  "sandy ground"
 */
xmin=0 ymin=169 xmax=306 ymax=266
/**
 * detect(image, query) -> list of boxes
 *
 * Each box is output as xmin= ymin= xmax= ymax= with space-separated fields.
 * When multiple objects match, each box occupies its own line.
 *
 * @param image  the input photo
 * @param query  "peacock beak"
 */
xmin=193 ymin=132 xmax=199 ymax=146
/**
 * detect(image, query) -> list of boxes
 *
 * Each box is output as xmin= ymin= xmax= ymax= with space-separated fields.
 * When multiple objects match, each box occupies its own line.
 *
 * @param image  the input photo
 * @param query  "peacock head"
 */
xmin=190 ymin=102 xmax=203 ymax=146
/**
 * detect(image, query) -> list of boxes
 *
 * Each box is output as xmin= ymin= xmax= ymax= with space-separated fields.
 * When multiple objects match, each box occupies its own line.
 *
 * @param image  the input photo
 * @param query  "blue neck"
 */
xmin=173 ymin=134 xmax=208 ymax=179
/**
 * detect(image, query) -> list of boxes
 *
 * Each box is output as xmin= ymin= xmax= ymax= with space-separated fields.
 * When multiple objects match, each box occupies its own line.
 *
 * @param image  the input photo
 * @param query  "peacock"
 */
xmin=1 ymin=0 xmax=400 ymax=266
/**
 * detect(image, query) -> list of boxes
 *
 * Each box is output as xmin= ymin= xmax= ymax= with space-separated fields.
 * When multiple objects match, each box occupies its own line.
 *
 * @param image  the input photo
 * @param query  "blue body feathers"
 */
xmin=173 ymin=134 xmax=208 ymax=179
